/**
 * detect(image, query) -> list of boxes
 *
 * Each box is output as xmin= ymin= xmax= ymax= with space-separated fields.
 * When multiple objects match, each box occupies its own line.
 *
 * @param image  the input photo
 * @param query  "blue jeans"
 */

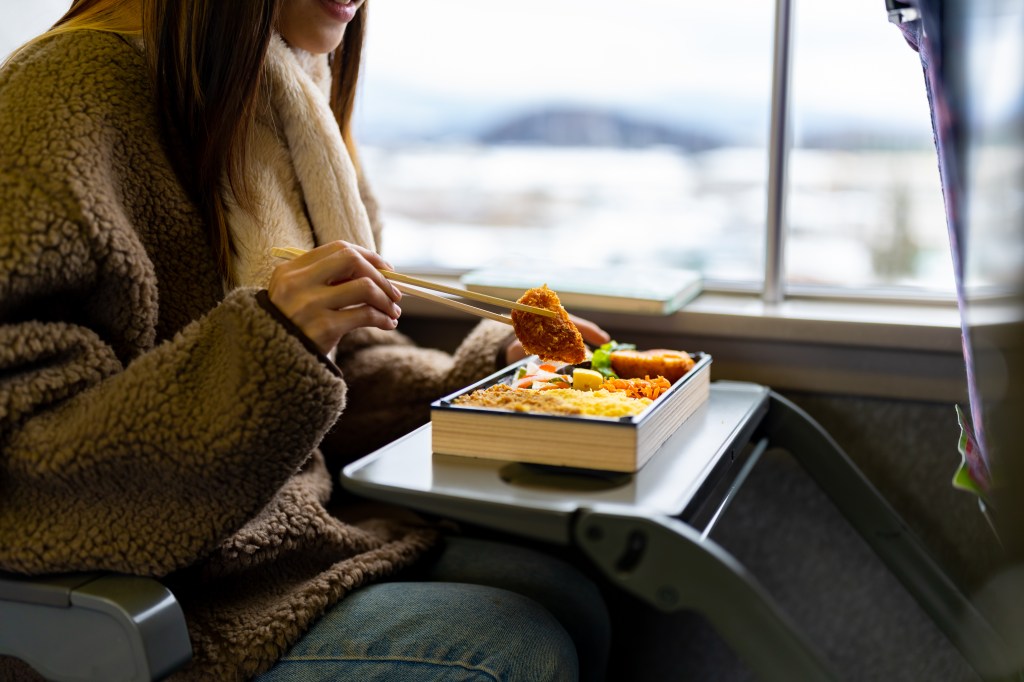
xmin=255 ymin=537 xmax=610 ymax=681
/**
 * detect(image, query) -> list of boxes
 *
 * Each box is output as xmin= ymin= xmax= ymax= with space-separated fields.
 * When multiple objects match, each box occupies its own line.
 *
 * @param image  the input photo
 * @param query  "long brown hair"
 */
xmin=30 ymin=0 xmax=368 ymax=282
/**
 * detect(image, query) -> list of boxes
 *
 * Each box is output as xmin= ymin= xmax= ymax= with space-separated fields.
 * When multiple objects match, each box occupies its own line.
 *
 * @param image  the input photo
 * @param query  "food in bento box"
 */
xmin=609 ymin=348 xmax=696 ymax=383
xmin=511 ymin=285 xmax=586 ymax=364
xmin=571 ymin=367 xmax=604 ymax=391
xmin=600 ymin=376 xmax=673 ymax=400
xmin=452 ymin=349 xmax=688 ymax=419
xmin=452 ymin=382 xmax=651 ymax=417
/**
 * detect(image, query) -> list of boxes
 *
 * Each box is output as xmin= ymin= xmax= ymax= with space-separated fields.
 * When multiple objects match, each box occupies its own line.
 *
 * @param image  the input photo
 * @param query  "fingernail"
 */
xmin=392 ymin=304 xmax=402 ymax=318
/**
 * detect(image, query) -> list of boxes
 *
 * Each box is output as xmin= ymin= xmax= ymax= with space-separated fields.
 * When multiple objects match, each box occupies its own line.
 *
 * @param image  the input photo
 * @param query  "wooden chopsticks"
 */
xmin=269 ymin=246 xmax=556 ymax=325
xmin=387 ymin=282 xmax=515 ymax=325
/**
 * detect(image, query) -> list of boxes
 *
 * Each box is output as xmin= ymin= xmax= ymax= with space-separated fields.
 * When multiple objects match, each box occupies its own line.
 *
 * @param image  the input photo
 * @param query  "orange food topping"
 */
xmin=600 ymin=376 xmax=672 ymax=400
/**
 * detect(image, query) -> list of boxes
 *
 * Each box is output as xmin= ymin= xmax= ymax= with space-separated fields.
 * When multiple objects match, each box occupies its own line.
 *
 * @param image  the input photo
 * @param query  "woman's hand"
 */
xmin=503 ymin=314 xmax=611 ymax=365
xmin=267 ymin=241 xmax=402 ymax=355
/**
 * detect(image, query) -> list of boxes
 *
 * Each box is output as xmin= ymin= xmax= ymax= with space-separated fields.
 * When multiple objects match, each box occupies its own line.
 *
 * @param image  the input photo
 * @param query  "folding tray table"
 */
xmin=342 ymin=381 xmax=1001 ymax=681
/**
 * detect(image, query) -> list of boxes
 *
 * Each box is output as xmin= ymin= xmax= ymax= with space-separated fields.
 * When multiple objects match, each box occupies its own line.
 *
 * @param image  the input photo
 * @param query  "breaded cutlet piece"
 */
xmin=511 ymin=285 xmax=587 ymax=364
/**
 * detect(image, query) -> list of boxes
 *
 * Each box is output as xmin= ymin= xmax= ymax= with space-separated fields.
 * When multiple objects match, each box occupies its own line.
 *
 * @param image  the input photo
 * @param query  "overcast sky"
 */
xmin=0 ymin=1 xmax=66 ymax=60
xmin=359 ymin=1 xmax=931 ymax=130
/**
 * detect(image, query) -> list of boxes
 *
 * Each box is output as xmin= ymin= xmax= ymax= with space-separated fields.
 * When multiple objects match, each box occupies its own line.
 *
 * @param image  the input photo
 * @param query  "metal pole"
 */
xmin=764 ymin=0 xmax=794 ymax=304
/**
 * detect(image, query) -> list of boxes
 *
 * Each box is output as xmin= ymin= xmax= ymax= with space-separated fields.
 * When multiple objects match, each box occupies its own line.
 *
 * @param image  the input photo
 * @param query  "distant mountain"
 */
xmin=353 ymin=83 xmax=933 ymax=152
xmin=478 ymin=106 xmax=724 ymax=152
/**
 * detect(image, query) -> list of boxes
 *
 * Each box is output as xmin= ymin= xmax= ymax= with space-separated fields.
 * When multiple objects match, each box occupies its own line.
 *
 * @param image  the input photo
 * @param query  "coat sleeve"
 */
xmin=0 ymin=290 xmax=347 ymax=576
xmin=0 ymin=34 xmax=348 ymax=577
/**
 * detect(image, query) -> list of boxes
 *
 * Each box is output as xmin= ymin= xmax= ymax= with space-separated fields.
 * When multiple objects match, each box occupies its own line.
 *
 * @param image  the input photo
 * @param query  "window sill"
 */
xmin=399 ymin=284 xmax=972 ymax=403
xmin=644 ymin=292 xmax=964 ymax=352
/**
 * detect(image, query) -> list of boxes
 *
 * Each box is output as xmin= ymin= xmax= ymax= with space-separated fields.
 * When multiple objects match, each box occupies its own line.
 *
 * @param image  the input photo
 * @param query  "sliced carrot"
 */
xmin=534 ymin=380 xmax=568 ymax=390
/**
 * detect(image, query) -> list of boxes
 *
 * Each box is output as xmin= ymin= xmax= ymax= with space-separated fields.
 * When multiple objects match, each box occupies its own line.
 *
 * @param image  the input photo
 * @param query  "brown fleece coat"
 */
xmin=0 ymin=31 xmax=513 ymax=680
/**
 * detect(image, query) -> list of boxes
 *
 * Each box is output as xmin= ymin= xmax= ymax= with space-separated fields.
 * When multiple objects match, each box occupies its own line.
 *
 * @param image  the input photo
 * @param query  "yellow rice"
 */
xmin=452 ymin=383 xmax=651 ymax=418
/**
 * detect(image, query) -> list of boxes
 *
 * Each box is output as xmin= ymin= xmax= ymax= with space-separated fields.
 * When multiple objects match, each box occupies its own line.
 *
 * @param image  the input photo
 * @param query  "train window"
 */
xmin=355 ymin=1 xmax=954 ymax=299
xmin=786 ymin=2 xmax=952 ymax=296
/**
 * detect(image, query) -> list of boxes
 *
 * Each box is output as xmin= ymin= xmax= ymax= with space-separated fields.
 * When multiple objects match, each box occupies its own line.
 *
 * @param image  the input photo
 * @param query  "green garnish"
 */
xmin=590 ymin=340 xmax=635 ymax=379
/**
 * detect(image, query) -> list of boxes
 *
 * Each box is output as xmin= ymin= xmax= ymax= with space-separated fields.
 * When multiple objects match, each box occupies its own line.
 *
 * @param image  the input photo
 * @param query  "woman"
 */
xmin=0 ymin=0 xmax=611 ymax=679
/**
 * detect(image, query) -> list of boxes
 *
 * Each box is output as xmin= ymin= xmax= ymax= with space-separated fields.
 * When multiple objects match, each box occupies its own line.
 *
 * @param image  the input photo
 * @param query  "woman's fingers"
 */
xmin=312 ymin=275 xmax=402 ymax=319
xmin=295 ymin=301 xmax=401 ymax=352
xmin=267 ymin=241 xmax=404 ymax=354
xmin=300 ymin=242 xmax=401 ymax=301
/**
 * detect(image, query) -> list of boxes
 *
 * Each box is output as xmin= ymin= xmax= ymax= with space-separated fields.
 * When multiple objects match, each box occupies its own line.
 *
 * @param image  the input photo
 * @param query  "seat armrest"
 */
xmin=0 ymin=572 xmax=192 ymax=682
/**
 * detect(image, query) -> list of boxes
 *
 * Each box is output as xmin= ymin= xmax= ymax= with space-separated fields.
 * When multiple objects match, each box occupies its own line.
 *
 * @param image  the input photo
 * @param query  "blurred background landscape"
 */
xmin=352 ymin=0 xmax=952 ymax=294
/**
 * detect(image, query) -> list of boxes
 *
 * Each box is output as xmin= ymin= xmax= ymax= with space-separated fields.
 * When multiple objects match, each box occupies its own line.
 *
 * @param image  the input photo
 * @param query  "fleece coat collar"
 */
xmin=226 ymin=35 xmax=375 ymax=288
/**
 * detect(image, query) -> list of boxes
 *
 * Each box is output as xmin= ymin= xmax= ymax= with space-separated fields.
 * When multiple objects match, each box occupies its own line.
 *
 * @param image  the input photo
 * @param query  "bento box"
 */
xmin=430 ymin=352 xmax=712 ymax=472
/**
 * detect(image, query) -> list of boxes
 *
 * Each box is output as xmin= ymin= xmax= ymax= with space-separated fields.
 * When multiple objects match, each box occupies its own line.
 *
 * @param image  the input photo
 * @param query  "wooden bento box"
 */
xmin=430 ymin=352 xmax=712 ymax=473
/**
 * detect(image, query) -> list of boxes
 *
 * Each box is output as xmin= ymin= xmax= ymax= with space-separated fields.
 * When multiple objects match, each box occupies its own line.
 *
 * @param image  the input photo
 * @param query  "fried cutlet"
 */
xmin=511 ymin=285 xmax=586 ymax=364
